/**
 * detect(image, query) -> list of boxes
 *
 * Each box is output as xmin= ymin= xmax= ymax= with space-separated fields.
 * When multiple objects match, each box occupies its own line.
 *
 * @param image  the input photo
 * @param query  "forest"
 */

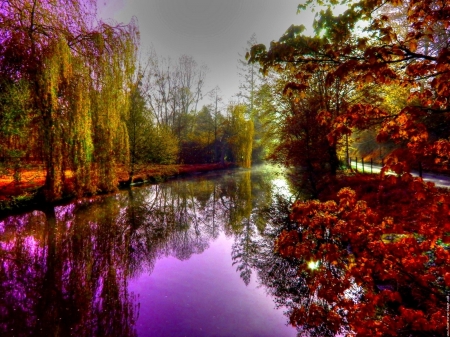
xmin=0 ymin=0 xmax=257 ymax=202
xmin=0 ymin=0 xmax=449 ymax=336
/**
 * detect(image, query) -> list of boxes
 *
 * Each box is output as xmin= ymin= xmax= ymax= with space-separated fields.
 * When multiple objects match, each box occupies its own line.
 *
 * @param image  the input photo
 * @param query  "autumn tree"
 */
xmin=275 ymin=180 xmax=449 ymax=337
xmin=251 ymin=0 xmax=450 ymax=176
xmin=0 ymin=0 xmax=139 ymax=200
xmin=250 ymin=29 xmax=387 ymax=188
xmin=248 ymin=0 xmax=450 ymax=335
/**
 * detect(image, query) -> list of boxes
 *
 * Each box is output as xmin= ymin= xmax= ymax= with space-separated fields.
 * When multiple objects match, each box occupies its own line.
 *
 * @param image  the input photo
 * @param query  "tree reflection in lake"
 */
xmin=252 ymin=195 xmax=333 ymax=337
xmin=0 ymin=202 xmax=138 ymax=337
xmin=0 ymin=165 xmax=300 ymax=337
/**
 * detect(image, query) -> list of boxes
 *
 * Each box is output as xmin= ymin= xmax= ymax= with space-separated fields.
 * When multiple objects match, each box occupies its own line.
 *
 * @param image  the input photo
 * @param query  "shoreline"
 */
xmin=0 ymin=162 xmax=236 ymax=218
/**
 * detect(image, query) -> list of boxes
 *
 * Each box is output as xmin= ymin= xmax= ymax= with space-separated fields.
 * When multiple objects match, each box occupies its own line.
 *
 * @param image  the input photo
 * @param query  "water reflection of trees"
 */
xmin=250 ymin=191 xmax=448 ymax=337
xmin=0 ymin=203 xmax=138 ymax=337
xmin=251 ymin=196 xmax=326 ymax=337
xmin=0 ymin=166 xmax=289 ymax=336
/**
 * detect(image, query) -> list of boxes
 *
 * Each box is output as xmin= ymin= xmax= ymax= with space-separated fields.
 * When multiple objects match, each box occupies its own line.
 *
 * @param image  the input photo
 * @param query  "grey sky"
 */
xmin=97 ymin=1 xmax=317 ymax=105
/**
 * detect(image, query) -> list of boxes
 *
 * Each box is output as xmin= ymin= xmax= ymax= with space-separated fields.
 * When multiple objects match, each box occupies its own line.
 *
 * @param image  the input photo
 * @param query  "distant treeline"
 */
xmin=0 ymin=0 xmax=258 ymax=201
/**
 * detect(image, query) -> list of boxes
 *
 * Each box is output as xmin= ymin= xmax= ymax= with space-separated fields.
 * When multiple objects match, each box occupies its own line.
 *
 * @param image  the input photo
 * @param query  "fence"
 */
xmin=348 ymin=157 xmax=380 ymax=174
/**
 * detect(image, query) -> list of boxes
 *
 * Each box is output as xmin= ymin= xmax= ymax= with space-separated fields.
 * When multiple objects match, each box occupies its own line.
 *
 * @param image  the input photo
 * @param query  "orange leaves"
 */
xmin=263 ymin=0 xmax=450 ymax=334
xmin=408 ymin=39 xmax=418 ymax=52
xmin=363 ymin=73 xmax=375 ymax=84
xmin=390 ymin=0 xmax=403 ymax=6
xmin=282 ymin=82 xmax=308 ymax=97
xmin=274 ymin=229 xmax=299 ymax=257
xmin=279 ymin=177 xmax=450 ymax=336
xmin=337 ymin=187 xmax=357 ymax=210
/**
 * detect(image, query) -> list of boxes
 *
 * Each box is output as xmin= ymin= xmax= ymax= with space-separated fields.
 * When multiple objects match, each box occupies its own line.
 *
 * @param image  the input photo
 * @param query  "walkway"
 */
xmin=349 ymin=161 xmax=450 ymax=189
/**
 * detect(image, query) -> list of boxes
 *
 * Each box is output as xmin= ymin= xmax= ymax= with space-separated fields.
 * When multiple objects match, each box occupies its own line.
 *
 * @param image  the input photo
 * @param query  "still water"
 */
xmin=0 ymin=165 xmax=299 ymax=337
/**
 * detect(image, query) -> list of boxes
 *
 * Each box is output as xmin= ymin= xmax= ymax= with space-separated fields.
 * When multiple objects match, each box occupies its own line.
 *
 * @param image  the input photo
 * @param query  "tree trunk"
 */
xmin=328 ymin=144 xmax=340 ymax=176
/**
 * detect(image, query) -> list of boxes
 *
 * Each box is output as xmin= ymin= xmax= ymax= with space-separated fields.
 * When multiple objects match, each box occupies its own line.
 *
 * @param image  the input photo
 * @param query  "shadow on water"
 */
xmin=0 ymin=165 xmax=309 ymax=337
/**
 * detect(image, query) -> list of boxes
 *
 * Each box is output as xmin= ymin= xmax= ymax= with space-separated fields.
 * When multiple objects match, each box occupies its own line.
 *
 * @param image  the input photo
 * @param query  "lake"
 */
xmin=0 ymin=165 xmax=300 ymax=337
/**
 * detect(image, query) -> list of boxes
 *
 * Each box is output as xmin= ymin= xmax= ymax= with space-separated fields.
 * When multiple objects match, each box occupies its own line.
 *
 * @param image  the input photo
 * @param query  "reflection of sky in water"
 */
xmin=127 ymin=165 xmax=297 ymax=336
xmin=271 ymin=178 xmax=294 ymax=201
xmin=0 ymin=165 xmax=298 ymax=337
xmin=129 ymin=233 xmax=296 ymax=337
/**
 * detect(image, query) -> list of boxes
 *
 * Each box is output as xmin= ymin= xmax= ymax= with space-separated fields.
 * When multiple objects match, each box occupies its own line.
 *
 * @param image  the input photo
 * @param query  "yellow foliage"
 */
xmin=227 ymin=104 xmax=254 ymax=168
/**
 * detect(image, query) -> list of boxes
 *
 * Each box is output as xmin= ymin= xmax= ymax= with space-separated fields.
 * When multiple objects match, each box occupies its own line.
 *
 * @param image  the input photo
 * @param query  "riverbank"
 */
xmin=0 ymin=162 xmax=236 ymax=216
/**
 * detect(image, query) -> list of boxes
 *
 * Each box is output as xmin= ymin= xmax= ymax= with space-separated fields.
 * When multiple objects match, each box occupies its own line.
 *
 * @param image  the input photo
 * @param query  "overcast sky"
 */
xmin=97 ymin=0 xmax=317 ymax=106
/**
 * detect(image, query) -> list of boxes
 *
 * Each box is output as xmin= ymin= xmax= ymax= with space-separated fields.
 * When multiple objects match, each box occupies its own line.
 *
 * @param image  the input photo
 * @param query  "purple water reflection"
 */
xmin=129 ymin=233 xmax=297 ymax=337
xmin=0 ymin=165 xmax=300 ymax=337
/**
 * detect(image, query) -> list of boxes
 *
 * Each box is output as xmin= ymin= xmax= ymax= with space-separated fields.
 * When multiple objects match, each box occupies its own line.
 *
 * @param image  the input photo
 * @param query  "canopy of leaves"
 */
xmin=250 ymin=0 xmax=450 ymax=174
xmin=248 ymin=1 xmax=450 ymax=335
xmin=0 ymin=0 xmax=139 ymax=200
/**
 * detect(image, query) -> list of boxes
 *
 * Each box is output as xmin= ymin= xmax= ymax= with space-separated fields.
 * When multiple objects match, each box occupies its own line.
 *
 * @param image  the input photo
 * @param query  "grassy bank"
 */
xmin=0 ymin=162 xmax=236 ymax=216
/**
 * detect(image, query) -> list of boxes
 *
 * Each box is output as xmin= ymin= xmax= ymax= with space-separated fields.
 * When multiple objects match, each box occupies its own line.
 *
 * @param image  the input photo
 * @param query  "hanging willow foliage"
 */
xmin=0 ymin=1 xmax=139 ymax=201
xmin=90 ymin=23 xmax=137 ymax=192
xmin=68 ymin=57 xmax=94 ymax=196
xmin=38 ymin=25 xmax=137 ymax=199
xmin=40 ymin=38 xmax=73 ymax=200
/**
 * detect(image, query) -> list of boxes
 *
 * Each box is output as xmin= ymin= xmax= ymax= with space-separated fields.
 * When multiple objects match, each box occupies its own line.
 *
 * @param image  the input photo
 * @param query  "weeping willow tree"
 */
xmin=90 ymin=23 xmax=137 ymax=192
xmin=227 ymin=104 xmax=254 ymax=168
xmin=39 ymin=38 xmax=75 ymax=200
xmin=0 ymin=0 xmax=139 ymax=201
xmin=37 ymin=23 xmax=137 ymax=200
xmin=68 ymin=56 xmax=95 ymax=196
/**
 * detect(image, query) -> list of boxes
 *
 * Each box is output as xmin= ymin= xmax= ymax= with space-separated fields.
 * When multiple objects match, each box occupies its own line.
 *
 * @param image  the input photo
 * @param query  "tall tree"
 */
xmin=0 ymin=0 xmax=139 ymax=200
xmin=147 ymin=53 xmax=207 ymax=142
xmin=250 ymin=0 xmax=450 ymax=175
xmin=247 ymin=1 xmax=450 ymax=335
xmin=238 ymin=34 xmax=268 ymax=162
xmin=250 ymin=32 xmax=382 ymax=194
xmin=224 ymin=104 xmax=254 ymax=168
xmin=238 ymin=34 xmax=261 ymax=116
xmin=126 ymin=77 xmax=152 ymax=183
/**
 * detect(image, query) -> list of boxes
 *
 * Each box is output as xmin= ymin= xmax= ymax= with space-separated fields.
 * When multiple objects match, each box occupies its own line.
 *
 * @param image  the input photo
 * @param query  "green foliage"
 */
xmin=90 ymin=25 xmax=137 ymax=193
xmin=252 ymin=82 xmax=281 ymax=161
xmin=0 ymin=79 xmax=33 ymax=183
xmin=225 ymin=104 xmax=254 ymax=168
xmin=146 ymin=126 xmax=179 ymax=165
xmin=2 ymin=2 xmax=140 ymax=199
xmin=0 ymin=79 xmax=32 ymax=138
xmin=127 ymin=81 xmax=153 ymax=176
xmin=194 ymin=106 xmax=215 ymax=143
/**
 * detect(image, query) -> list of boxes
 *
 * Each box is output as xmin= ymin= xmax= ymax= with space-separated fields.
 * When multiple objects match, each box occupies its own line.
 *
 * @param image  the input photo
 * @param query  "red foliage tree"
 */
xmin=250 ymin=0 xmax=450 ymax=174
xmin=249 ymin=1 xmax=450 ymax=335
xmin=276 ymin=178 xmax=449 ymax=336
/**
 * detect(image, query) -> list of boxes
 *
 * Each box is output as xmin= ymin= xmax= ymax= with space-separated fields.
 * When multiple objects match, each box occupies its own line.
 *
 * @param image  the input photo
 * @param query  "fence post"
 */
xmin=355 ymin=157 xmax=358 ymax=172
xmin=370 ymin=158 xmax=373 ymax=174
xmin=362 ymin=158 xmax=365 ymax=173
